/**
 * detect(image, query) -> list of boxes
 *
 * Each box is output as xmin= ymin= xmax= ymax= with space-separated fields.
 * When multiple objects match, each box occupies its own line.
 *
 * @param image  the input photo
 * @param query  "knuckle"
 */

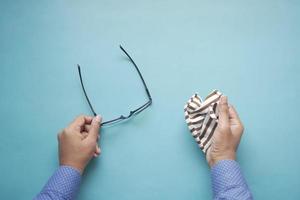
xmin=61 ymin=128 xmax=70 ymax=136
xmin=240 ymin=128 xmax=244 ymax=135
xmin=241 ymin=124 xmax=244 ymax=131
xmin=62 ymin=128 xmax=68 ymax=134
xmin=238 ymin=122 xmax=244 ymax=131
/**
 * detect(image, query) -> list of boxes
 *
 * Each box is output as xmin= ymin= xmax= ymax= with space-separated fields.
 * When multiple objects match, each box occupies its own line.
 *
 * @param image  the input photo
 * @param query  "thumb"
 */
xmin=218 ymin=96 xmax=230 ymax=126
xmin=87 ymin=115 xmax=102 ymax=141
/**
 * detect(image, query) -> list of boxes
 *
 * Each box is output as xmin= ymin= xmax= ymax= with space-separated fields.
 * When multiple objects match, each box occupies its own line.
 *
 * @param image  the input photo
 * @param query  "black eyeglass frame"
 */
xmin=77 ymin=45 xmax=152 ymax=126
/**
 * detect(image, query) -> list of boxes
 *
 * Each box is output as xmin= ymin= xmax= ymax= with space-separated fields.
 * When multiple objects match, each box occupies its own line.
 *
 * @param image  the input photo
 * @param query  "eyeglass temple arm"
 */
xmin=78 ymin=63 xmax=150 ymax=125
xmin=119 ymin=45 xmax=152 ymax=102
xmin=77 ymin=64 xmax=97 ymax=116
xmin=77 ymin=46 xmax=152 ymax=123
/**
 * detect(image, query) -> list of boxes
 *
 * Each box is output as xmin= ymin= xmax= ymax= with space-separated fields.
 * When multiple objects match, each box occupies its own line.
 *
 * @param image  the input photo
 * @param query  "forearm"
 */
xmin=211 ymin=160 xmax=253 ymax=200
xmin=34 ymin=166 xmax=81 ymax=200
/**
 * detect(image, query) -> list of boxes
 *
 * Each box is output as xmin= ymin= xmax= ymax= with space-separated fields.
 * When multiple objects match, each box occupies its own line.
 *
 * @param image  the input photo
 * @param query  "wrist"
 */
xmin=60 ymin=161 xmax=85 ymax=175
xmin=208 ymin=151 xmax=236 ymax=168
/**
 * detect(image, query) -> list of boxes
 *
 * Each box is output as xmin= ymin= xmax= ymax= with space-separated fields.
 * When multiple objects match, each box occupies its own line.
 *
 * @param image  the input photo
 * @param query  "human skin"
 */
xmin=57 ymin=115 xmax=102 ymax=174
xmin=206 ymin=96 xmax=244 ymax=167
xmin=56 ymin=96 xmax=244 ymax=172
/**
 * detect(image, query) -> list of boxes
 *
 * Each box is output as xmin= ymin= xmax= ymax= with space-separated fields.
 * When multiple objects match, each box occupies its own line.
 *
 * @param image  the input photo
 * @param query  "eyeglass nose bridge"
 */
xmin=120 ymin=110 xmax=135 ymax=119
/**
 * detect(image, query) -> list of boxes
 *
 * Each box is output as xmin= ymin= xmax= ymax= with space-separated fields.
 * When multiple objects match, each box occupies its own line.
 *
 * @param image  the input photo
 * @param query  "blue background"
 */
xmin=0 ymin=0 xmax=299 ymax=199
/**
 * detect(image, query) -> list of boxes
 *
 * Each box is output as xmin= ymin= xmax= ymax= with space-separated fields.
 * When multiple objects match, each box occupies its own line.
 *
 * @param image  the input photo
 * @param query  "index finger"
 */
xmin=218 ymin=96 xmax=230 ymax=126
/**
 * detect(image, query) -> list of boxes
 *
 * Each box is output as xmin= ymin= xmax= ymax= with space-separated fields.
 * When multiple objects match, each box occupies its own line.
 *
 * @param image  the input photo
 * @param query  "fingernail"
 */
xmin=95 ymin=115 xmax=100 ymax=122
xmin=94 ymin=115 xmax=101 ymax=123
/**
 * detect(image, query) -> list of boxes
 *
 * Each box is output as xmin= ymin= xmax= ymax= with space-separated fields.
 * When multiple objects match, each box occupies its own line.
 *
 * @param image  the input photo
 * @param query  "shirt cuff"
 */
xmin=211 ymin=160 xmax=249 ymax=197
xmin=39 ymin=165 xmax=82 ymax=200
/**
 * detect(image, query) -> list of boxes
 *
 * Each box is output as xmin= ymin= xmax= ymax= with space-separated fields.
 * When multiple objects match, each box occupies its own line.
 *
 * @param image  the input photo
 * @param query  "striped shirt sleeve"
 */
xmin=211 ymin=160 xmax=253 ymax=200
xmin=34 ymin=166 xmax=81 ymax=200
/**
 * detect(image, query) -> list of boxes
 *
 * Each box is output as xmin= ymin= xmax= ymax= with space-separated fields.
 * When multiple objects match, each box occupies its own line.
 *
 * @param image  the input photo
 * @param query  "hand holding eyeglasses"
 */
xmin=57 ymin=46 xmax=151 ymax=174
xmin=57 ymin=115 xmax=102 ymax=174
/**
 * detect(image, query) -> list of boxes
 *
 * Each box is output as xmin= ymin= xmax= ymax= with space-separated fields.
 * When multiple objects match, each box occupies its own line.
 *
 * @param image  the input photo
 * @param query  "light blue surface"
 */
xmin=0 ymin=0 xmax=299 ymax=199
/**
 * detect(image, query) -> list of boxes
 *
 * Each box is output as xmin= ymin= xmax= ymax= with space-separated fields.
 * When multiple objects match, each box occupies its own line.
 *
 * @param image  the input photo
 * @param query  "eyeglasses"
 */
xmin=77 ymin=45 xmax=152 ymax=126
